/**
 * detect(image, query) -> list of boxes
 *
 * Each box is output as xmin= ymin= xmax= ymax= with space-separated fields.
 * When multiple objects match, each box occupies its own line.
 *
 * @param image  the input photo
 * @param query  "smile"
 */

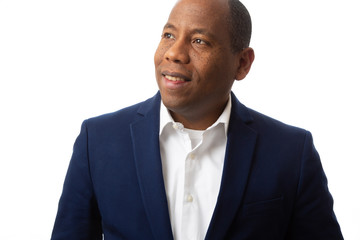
xmin=162 ymin=71 xmax=191 ymax=82
xmin=164 ymin=75 xmax=186 ymax=82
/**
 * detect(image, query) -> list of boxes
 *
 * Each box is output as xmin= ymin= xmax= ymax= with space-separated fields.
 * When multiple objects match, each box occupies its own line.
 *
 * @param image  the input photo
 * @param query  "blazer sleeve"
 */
xmin=286 ymin=131 xmax=343 ymax=240
xmin=51 ymin=121 xmax=102 ymax=240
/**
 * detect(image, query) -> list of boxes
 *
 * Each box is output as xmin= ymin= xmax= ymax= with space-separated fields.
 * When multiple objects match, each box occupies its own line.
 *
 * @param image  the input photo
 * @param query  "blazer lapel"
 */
xmin=205 ymin=93 xmax=258 ymax=240
xmin=130 ymin=93 xmax=174 ymax=240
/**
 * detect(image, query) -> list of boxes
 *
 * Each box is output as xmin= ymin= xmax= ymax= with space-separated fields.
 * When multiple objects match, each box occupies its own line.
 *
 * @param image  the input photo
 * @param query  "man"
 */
xmin=51 ymin=0 xmax=343 ymax=239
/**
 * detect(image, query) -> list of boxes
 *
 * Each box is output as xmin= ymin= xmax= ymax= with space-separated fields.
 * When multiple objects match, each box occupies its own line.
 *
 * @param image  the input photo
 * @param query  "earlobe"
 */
xmin=235 ymin=47 xmax=255 ymax=81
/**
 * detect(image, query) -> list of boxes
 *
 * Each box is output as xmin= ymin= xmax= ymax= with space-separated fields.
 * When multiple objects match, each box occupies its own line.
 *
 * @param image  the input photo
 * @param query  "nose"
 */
xmin=164 ymin=39 xmax=190 ymax=64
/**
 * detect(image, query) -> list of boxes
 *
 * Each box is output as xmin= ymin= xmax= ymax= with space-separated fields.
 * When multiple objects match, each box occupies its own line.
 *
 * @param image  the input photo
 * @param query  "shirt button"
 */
xmin=186 ymin=194 xmax=193 ymax=202
xmin=172 ymin=122 xmax=184 ymax=130
xmin=189 ymin=153 xmax=195 ymax=160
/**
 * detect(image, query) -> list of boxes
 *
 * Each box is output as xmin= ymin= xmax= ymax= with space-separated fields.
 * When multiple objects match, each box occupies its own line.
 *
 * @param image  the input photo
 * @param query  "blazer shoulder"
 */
xmin=84 ymin=93 xmax=160 ymax=129
xmin=230 ymin=92 xmax=307 ymax=138
xmin=246 ymin=108 xmax=308 ymax=138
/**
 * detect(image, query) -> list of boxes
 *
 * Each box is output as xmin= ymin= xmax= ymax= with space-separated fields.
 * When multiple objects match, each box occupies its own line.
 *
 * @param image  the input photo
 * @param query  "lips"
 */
xmin=162 ymin=71 xmax=191 ymax=82
xmin=164 ymin=75 xmax=186 ymax=82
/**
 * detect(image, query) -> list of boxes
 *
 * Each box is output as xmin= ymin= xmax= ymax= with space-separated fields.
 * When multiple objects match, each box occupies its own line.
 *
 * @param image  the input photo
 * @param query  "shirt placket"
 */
xmin=180 ymin=129 xmax=200 ymax=240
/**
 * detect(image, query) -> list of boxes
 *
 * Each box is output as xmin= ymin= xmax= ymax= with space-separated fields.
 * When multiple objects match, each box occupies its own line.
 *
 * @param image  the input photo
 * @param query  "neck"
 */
xmin=169 ymin=100 xmax=229 ymax=130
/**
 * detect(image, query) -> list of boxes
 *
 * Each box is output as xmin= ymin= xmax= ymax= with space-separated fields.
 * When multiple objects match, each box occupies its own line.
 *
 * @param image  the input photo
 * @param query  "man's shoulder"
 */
xmin=84 ymin=93 xmax=160 ymax=128
xmin=231 ymin=93 xmax=307 ymax=137
xmin=87 ymin=102 xmax=141 ymax=125
xmin=230 ymin=106 xmax=312 ymax=157
xmin=249 ymin=108 xmax=306 ymax=133
xmin=242 ymin=107 xmax=310 ymax=146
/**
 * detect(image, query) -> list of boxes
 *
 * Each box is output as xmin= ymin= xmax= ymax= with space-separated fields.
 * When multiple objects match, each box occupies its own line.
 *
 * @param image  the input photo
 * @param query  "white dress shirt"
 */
xmin=159 ymin=96 xmax=231 ymax=240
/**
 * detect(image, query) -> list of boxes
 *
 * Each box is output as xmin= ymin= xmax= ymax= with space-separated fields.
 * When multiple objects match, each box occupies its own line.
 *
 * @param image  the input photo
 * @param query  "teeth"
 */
xmin=165 ymin=75 xmax=185 ymax=82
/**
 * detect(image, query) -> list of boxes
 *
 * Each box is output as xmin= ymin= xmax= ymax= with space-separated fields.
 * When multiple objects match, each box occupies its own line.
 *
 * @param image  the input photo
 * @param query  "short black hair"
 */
xmin=227 ymin=0 xmax=252 ymax=52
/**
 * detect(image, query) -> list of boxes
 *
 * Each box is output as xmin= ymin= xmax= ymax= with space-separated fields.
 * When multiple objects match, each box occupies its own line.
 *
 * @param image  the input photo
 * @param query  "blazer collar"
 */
xmin=205 ymin=92 xmax=258 ymax=240
xmin=130 ymin=92 xmax=174 ymax=240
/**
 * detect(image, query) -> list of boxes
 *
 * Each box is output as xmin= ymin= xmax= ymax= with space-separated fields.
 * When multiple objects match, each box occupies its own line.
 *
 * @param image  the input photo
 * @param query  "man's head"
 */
xmin=154 ymin=0 xmax=254 ymax=130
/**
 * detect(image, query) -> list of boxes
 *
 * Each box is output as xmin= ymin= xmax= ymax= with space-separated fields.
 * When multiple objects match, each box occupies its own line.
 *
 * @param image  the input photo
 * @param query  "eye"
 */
xmin=163 ymin=32 xmax=175 ymax=39
xmin=193 ymin=38 xmax=207 ymax=45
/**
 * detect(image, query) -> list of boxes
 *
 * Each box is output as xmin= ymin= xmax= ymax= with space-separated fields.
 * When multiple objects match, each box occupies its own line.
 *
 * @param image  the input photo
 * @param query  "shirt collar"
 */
xmin=159 ymin=94 xmax=232 ymax=135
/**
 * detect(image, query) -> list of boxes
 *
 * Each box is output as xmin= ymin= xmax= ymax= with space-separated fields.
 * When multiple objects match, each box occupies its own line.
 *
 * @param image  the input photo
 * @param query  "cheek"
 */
xmin=154 ymin=47 xmax=162 ymax=66
xmin=190 ymin=52 xmax=211 ymax=73
xmin=212 ymin=52 xmax=236 ymax=78
xmin=154 ymin=42 xmax=170 ymax=66
xmin=195 ymin=54 xmax=222 ymax=80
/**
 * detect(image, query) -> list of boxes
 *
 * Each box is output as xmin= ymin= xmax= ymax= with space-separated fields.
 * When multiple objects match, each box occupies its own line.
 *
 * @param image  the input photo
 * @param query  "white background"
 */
xmin=0 ymin=0 xmax=359 ymax=239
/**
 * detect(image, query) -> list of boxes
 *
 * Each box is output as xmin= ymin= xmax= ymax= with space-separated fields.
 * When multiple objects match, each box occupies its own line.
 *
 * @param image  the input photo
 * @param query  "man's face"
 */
xmin=154 ymin=0 xmax=241 ymax=126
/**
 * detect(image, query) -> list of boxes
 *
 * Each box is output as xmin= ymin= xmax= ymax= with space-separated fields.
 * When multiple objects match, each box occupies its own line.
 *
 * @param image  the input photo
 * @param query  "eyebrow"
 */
xmin=163 ymin=23 xmax=176 ymax=31
xmin=163 ymin=23 xmax=216 ymax=40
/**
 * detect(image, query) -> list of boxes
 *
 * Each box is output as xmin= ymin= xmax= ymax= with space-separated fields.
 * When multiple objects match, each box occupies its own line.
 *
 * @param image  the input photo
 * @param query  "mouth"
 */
xmin=162 ymin=71 xmax=191 ymax=82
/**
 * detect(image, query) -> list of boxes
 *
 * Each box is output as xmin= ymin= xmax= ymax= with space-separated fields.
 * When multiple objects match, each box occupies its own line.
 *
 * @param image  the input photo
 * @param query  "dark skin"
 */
xmin=154 ymin=0 xmax=254 ymax=130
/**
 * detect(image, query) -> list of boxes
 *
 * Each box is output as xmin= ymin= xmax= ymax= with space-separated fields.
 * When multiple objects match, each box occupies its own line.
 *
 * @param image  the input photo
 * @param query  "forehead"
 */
xmin=167 ymin=0 xmax=230 ymax=32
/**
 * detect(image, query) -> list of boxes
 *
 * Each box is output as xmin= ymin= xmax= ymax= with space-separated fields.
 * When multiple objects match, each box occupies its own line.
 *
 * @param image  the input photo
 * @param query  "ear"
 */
xmin=234 ymin=47 xmax=255 ymax=81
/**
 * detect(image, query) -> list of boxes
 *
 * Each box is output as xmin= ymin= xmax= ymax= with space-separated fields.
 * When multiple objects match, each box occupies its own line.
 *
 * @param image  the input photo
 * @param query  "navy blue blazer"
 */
xmin=51 ymin=92 xmax=343 ymax=240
